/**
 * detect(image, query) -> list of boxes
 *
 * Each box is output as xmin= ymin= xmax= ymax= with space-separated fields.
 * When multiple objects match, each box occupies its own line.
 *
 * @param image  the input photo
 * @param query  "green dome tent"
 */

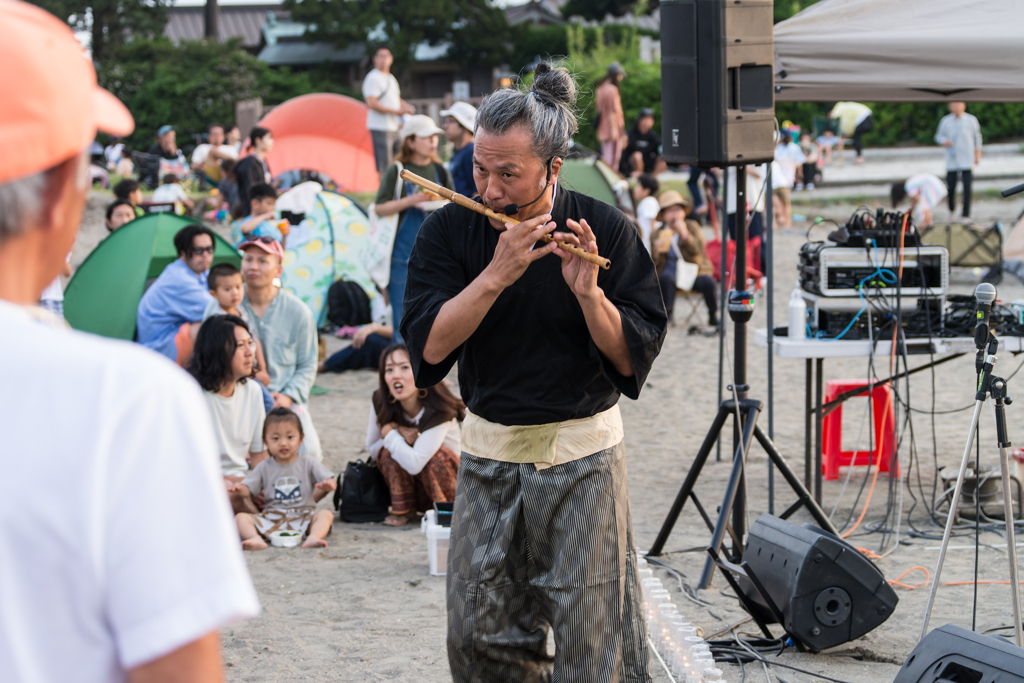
xmin=558 ymin=156 xmax=634 ymax=214
xmin=64 ymin=213 xmax=240 ymax=340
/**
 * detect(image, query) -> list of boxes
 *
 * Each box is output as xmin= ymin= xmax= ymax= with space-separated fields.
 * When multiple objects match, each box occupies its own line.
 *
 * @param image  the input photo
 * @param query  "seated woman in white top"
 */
xmin=366 ymin=343 xmax=464 ymax=526
xmin=189 ymin=314 xmax=267 ymax=514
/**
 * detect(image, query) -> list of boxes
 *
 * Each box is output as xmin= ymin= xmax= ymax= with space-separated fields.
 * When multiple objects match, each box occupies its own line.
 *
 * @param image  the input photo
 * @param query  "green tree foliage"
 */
xmin=562 ymin=20 xmax=662 ymax=152
xmin=284 ymin=0 xmax=510 ymax=68
xmin=97 ymin=37 xmax=353 ymax=149
xmin=561 ymin=0 xmax=655 ymax=21
xmin=774 ymin=0 xmax=822 ymax=24
xmin=29 ymin=0 xmax=170 ymax=62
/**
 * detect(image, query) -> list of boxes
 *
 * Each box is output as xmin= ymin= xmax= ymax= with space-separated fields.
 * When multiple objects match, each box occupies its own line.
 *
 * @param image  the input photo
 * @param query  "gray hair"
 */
xmin=475 ymin=62 xmax=579 ymax=163
xmin=0 ymin=172 xmax=48 ymax=243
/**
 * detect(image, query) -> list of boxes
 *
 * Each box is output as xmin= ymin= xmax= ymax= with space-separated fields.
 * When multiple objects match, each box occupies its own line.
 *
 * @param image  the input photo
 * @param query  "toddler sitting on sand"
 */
xmin=230 ymin=407 xmax=336 ymax=550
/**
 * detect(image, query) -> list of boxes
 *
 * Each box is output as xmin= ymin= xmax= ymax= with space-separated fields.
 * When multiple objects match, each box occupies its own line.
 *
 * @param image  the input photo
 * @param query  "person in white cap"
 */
xmin=441 ymin=101 xmax=478 ymax=197
xmin=373 ymin=114 xmax=454 ymax=342
xmin=0 ymin=3 xmax=259 ymax=681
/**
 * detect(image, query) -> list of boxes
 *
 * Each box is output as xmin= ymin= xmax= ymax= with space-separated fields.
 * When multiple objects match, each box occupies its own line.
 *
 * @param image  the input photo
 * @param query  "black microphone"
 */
xmin=974 ymin=282 xmax=997 ymax=348
xmin=1002 ymin=181 xmax=1024 ymax=198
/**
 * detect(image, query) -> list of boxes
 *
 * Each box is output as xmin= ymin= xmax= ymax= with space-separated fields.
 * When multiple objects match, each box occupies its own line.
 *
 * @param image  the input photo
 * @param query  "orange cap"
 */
xmin=0 ymin=1 xmax=134 ymax=185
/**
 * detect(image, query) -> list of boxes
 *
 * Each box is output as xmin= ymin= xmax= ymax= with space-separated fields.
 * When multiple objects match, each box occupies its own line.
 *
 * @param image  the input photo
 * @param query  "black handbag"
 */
xmin=334 ymin=459 xmax=390 ymax=523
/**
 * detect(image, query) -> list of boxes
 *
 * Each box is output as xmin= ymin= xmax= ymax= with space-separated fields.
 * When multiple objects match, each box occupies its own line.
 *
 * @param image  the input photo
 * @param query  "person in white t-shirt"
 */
xmin=189 ymin=314 xmax=268 ymax=512
xmin=191 ymin=123 xmax=238 ymax=183
xmin=0 ymin=4 xmax=259 ymax=680
xmin=362 ymin=45 xmax=415 ymax=174
xmin=151 ymin=173 xmax=195 ymax=213
xmin=630 ymin=173 xmax=660 ymax=254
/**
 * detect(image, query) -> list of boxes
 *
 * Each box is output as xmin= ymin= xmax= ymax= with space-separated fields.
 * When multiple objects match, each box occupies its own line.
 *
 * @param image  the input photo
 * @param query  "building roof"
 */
xmin=164 ymin=5 xmax=287 ymax=48
xmin=258 ymin=40 xmax=365 ymax=66
xmin=505 ymin=0 xmax=565 ymax=26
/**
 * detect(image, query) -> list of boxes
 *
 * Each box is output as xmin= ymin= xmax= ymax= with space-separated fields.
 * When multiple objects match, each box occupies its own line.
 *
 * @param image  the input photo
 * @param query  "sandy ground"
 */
xmin=71 ymin=186 xmax=1024 ymax=682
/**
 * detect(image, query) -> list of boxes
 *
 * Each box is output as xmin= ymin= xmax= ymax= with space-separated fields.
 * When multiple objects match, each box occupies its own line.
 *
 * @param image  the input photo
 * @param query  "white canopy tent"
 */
xmin=773 ymin=0 xmax=1024 ymax=102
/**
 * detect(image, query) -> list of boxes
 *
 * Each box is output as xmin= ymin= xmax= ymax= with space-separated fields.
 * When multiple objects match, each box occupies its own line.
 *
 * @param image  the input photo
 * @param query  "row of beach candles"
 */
xmin=637 ymin=555 xmax=726 ymax=683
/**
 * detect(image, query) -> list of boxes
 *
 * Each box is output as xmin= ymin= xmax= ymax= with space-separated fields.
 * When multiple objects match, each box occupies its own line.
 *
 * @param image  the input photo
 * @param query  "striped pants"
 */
xmin=447 ymin=442 xmax=651 ymax=683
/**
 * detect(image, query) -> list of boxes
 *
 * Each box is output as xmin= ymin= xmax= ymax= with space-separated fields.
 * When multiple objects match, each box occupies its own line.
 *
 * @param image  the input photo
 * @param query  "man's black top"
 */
xmin=234 ymin=155 xmax=270 ymax=216
xmin=620 ymin=125 xmax=661 ymax=175
xmin=401 ymin=187 xmax=667 ymax=426
xmin=146 ymin=144 xmax=182 ymax=161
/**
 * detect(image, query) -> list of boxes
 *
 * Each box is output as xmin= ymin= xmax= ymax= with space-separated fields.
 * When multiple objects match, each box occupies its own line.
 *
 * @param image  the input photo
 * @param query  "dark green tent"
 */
xmin=64 ymin=214 xmax=240 ymax=340
xmin=559 ymin=157 xmax=630 ymax=211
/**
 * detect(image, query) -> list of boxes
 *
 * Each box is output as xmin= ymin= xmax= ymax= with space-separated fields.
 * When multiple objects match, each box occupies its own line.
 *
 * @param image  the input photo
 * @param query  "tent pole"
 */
xmin=765 ymin=163 xmax=775 ymax=515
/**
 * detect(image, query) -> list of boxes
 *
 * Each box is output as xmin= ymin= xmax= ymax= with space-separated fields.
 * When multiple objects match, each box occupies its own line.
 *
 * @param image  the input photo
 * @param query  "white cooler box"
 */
xmin=421 ymin=509 xmax=451 ymax=576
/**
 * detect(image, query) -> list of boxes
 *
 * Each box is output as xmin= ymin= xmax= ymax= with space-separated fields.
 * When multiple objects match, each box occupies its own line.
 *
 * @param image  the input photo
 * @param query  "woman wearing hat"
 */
xmin=372 ymin=114 xmax=455 ymax=341
xmin=651 ymin=190 xmax=718 ymax=327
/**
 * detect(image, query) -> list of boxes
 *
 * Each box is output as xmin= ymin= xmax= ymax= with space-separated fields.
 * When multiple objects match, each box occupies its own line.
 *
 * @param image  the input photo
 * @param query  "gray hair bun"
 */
xmin=476 ymin=61 xmax=579 ymax=162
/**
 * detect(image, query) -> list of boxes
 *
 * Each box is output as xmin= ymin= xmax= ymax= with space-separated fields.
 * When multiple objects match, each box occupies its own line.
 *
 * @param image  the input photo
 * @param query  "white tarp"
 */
xmin=774 ymin=0 xmax=1024 ymax=102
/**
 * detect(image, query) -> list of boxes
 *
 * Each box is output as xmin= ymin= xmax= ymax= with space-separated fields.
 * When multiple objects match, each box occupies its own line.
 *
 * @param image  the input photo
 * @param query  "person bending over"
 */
xmin=366 ymin=343 xmax=463 ymax=527
xmin=230 ymin=408 xmax=336 ymax=550
xmin=652 ymin=191 xmax=717 ymax=327
xmin=189 ymin=315 xmax=268 ymax=513
xmin=891 ymin=173 xmax=947 ymax=228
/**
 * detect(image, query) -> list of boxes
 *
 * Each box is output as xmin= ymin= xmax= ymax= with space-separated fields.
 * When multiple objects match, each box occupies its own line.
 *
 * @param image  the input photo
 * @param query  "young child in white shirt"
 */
xmin=229 ymin=408 xmax=336 ymax=550
xmin=205 ymin=263 xmax=271 ymax=387
xmin=151 ymin=173 xmax=195 ymax=213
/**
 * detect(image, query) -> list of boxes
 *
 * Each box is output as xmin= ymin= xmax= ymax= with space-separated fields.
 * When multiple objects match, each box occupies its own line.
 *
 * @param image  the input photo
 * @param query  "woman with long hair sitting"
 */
xmin=366 ymin=343 xmax=463 ymax=526
xmin=189 ymin=314 xmax=267 ymax=513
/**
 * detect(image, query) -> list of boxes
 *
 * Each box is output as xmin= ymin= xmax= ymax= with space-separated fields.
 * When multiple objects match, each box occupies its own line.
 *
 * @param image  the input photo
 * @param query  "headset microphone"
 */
xmin=974 ymin=282 xmax=997 ymax=349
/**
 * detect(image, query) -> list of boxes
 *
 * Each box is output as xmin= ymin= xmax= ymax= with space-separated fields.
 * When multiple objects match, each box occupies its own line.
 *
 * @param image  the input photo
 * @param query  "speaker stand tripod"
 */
xmin=647 ymin=166 xmax=839 ymax=589
xmin=921 ymin=317 xmax=1024 ymax=647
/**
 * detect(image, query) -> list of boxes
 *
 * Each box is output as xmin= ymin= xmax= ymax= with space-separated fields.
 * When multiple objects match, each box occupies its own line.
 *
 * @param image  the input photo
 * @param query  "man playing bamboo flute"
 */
xmin=401 ymin=62 xmax=668 ymax=683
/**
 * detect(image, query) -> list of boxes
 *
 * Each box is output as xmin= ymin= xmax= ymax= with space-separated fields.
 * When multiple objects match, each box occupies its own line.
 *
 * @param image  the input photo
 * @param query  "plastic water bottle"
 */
xmin=788 ymin=285 xmax=807 ymax=339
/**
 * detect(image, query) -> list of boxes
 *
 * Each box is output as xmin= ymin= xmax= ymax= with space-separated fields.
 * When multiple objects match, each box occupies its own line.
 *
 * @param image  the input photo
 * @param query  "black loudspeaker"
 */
xmin=660 ymin=0 xmax=775 ymax=166
xmin=737 ymin=515 xmax=898 ymax=652
xmin=893 ymin=624 xmax=1024 ymax=682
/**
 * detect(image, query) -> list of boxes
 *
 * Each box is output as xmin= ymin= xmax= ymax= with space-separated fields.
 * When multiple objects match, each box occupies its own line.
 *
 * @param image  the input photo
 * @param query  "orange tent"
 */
xmin=257 ymin=93 xmax=379 ymax=193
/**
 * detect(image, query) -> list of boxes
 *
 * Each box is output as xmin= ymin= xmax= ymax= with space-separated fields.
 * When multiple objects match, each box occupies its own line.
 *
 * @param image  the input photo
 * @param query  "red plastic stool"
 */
xmin=821 ymin=380 xmax=899 ymax=481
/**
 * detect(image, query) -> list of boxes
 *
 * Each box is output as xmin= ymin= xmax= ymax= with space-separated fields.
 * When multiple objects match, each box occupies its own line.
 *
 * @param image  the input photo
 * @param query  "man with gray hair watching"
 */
xmin=0 ymin=2 xmax=257 ymax=681
xmin=402 ymin=61 xmax=667 ymax=682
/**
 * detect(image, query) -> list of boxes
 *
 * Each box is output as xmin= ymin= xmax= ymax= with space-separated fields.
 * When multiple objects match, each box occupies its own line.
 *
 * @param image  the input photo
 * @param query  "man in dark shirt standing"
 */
xmin=440 ymin=101 xmax=477 ymax=197
xmin=403 ymin=63 xmax=666 ymax=683
xmin=620 ymin=108 xmax=665 ymax=178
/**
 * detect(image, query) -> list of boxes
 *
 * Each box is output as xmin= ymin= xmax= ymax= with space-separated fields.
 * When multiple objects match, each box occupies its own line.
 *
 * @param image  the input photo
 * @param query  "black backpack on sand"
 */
xmin=334 ymin=459 xmax=390 ymax=523
xmin=327 ymin=280 xmax=372 ymax=328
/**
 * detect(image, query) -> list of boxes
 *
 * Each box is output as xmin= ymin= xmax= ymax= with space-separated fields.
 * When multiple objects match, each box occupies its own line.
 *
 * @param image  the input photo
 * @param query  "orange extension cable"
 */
xmin=841 ymin=213 xmax=910 ymax=541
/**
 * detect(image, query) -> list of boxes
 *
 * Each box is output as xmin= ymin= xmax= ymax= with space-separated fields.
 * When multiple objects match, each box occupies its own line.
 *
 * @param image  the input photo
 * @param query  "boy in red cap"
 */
xmin=0 ymin=3 xmax=259 ymax=681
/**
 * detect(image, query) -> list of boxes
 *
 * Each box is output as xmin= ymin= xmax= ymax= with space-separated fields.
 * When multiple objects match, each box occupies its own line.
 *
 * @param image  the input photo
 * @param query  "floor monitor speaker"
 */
xmin=660 ymin=0 xmax=775 ymax=166
xmin=738 ymin=514 xmax=898 ymax=652
xmin=894 ymin=624 xmax=1024 ymax=682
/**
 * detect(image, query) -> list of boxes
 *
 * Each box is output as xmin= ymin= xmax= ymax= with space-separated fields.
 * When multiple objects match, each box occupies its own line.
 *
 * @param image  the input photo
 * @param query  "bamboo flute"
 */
xmin=399 ymin=169 xmax=611 ymax=270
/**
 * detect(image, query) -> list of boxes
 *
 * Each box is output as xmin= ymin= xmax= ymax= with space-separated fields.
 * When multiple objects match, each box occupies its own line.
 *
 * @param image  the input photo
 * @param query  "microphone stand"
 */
xmin=920 ymin=285 xmax=1024 ymax=647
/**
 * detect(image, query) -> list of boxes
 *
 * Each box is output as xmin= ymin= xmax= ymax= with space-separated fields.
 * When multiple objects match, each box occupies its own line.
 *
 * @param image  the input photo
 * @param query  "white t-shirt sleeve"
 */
xmin=102 ymin=368 xmax=259 ymax=669
xmin=191 ymin=144 xmax=210 ymax=166
xmin=362 ymin=70 xmax=385 ymax=99
xmin=366 ymin=405 xmax=384 ymax=459
xmin=381 ymin=420 xmax=454 ymax=476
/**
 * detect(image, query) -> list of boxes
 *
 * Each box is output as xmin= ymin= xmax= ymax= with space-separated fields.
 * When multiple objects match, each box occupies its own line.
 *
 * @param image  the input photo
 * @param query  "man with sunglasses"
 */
xmin=137 ymin=224 xmax=217 ymax=364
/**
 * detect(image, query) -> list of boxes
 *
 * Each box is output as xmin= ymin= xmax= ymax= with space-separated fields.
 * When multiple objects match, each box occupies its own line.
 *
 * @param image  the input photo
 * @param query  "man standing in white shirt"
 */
xmin=0 ymin=4 xmax=259 ymax=681
xmin=362 ymin=45 xmax=415 ymax=174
